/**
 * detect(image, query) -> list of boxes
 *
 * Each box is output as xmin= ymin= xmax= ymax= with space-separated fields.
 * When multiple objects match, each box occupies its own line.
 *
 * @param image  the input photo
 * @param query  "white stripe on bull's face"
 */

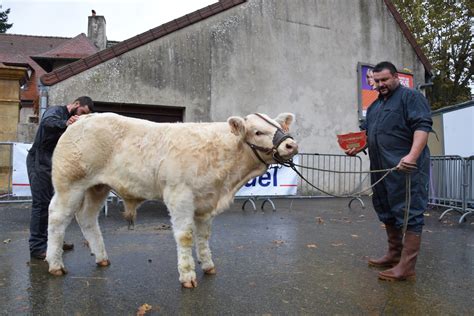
xmin=227 ymin=113 xmax=298 ymax=163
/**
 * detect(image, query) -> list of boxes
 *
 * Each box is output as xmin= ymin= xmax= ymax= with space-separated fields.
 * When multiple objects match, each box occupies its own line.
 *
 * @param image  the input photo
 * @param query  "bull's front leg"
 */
xmin=195 ymin=214 xmax=215 ymax=275
xmin=164 ymin=186 xmax=198 ymax=288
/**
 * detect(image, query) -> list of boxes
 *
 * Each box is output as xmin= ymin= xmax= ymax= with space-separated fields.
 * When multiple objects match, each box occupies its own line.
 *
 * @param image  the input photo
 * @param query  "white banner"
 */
xmin=12 ymin=143 xmax=32 ymax=197
xmin=236 ymin=156 xmax=299 ymax=196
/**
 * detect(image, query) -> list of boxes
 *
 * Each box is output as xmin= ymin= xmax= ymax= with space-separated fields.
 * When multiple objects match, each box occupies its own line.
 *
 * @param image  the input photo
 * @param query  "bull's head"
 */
xmin=228 ymin=113 xmax=298 ymax=165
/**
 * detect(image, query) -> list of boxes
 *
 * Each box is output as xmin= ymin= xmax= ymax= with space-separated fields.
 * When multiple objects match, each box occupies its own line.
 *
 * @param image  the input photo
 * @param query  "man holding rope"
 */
xmin=346 ymin=61 xmax=432 ymax=281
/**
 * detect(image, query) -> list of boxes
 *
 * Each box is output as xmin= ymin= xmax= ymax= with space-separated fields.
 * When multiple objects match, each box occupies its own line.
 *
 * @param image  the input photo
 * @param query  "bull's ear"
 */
xmin=274 ymin=113 xmax=295 ymax=132
xmin=228 ymin=116 xmax=246 ymax=137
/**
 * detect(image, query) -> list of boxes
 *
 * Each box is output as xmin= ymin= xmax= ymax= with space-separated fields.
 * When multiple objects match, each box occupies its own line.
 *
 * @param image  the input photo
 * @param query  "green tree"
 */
xmin=0 ymin=5 xmax=13 ymax=33
xmin=392 ymin=0 xmax=473 ymax=109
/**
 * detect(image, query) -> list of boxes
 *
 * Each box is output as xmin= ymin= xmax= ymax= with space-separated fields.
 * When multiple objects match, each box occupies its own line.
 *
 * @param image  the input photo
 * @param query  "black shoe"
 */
xmin=30 ymin=251 xmax=46 ymax=260
xmin=63 ymin=242 xmax=74 ymax=251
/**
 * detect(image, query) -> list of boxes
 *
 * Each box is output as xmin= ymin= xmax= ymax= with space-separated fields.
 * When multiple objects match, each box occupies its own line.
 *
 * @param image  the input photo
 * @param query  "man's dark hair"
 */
xmin=74 ymin=96 xmax=94 ymax=112
xmin=373 ymin=61 xmax=398 ymax=75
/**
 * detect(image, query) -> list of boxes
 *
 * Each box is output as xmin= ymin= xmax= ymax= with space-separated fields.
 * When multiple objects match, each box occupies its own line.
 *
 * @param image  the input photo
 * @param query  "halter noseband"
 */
xmin=245 ymin=113 xmax=294 ymax=166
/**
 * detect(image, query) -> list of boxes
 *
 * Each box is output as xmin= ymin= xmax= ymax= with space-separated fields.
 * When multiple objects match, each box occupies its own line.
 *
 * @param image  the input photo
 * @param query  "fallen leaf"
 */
xmin=272 ymin=240 xmax=285 ymax=245
xmin=316 ymin=217 xmax=324 ymax=224
xmin=137 ymin=303 xmax=152 ymax=316
xmin=424 ymin=213 xmax=431 ymax=217
xmin=306 ymin=244 xmax=318 ymax=248
xmin=351 ymin=234 xmax=359 ymax=238
xmin=331 ymin=243 xmax=345 ymax=247
xmin=3 ymin=239 xmax=11 ymax=244
xmin=236 ymin=245 xmax=244 ymax=249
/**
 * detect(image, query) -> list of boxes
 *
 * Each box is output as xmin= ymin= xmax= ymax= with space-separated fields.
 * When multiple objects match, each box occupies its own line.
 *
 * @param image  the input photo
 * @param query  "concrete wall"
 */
xmin=47 ymin=0 xmax=426 ymax=155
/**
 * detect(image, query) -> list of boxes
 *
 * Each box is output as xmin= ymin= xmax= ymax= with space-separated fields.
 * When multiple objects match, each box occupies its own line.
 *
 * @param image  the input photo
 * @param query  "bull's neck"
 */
xmin=224 ymin=135 xmax=268 ymax=188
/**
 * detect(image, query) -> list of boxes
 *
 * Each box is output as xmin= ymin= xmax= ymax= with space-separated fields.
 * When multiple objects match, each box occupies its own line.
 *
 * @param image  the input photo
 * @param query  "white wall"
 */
xmin=443 ymin=106 xmax=474 ymax=157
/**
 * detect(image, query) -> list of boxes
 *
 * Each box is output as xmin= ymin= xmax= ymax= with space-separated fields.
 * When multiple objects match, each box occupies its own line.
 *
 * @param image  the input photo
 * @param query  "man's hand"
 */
xmin=345 ymin=148 xmax=360 ymax=156
xmin=397 ymin=155 xmax=418 ymax=173
xmin=66 ymin=115 xmax=80 ymax=126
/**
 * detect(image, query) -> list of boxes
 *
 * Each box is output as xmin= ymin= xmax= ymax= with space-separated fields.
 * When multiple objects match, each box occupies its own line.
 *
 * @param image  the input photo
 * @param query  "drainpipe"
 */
xmin=416 ymin=82 xmax=433 ymax=91
xmin=39 ymin=85 xmax=48 ymax=121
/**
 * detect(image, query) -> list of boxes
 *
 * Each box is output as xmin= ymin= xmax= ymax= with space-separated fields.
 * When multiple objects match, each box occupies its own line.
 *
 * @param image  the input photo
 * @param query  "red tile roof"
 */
xmin=41 ymin=0 xmax=247 ymax=85
xmin=0 ymin=33 xmax=70 ymax=56
xmin=32 ymin=33 xmax=98 ymax=59
xmin=0 ymin=33 xmax=99 ymax=105
xmin=40 ymin=0 xmax=432 ymax=86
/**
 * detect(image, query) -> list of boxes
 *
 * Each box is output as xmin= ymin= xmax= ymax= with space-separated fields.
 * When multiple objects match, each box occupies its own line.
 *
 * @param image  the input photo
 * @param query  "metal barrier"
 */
xmin=459 ymin=156 xmax=474 ymax=222
xmin=296 ymin=153 xmax=366 ymax=207
xmin=4 ymin=144 xmax=473 ymax=223
xmin=430 ymin=155 xmax=473 ymax=223
xmin=238 ymin=153 xmax=368 ymax=211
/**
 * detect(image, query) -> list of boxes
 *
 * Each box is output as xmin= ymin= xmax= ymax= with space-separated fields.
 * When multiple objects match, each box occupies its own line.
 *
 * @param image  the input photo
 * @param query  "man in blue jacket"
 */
xmin=27 ymin=96 xmax=94 ymax=260
xmin=346 ymin=61 xmax=432 ymax=281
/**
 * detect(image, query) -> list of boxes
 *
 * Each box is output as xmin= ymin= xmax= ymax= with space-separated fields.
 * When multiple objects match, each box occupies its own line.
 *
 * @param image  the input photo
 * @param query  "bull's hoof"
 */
xmin=182 ymin=279 xmax=198 ymax=288
xmin=203 ymin=267 xmax=216 ymax=275
xmin=49 ymin=267 xmax=67 ymax=276
xmin=96 ymin=259 xmax=111 ymax=267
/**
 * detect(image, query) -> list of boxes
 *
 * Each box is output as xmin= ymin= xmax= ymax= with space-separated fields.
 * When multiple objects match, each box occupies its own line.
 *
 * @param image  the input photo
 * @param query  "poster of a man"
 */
xmin=359 ymin=63 xmax=414 ymax=118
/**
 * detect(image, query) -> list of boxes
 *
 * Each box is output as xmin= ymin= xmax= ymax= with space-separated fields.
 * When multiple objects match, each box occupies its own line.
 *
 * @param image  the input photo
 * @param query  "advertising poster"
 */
xmin=358 ymin=63 xmax=414 ymax=119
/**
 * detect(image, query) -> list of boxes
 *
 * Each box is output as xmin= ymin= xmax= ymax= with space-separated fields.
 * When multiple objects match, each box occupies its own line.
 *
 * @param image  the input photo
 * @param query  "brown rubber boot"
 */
xmin=378 ymin=231 xmax=421 ymax=281
xmin=368 ymin=224 xmax=402 ymax=268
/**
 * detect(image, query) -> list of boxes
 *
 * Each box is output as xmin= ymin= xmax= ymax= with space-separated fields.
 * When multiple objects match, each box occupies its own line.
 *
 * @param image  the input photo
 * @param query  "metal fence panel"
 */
xmin=297 ymin=153 xmax=366 ymax=196
xmin=430 ymin=155 xmax=473 ymax=223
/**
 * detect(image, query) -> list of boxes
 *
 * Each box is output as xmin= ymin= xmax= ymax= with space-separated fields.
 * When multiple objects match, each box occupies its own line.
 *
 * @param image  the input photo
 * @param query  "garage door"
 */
xmin=93 ymin=102 xmax=184 ymax=123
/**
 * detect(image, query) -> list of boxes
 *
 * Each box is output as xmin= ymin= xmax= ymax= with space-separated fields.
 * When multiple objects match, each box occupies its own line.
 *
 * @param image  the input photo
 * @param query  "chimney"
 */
xmin=88 ymin=12 xmax=107 ymax=51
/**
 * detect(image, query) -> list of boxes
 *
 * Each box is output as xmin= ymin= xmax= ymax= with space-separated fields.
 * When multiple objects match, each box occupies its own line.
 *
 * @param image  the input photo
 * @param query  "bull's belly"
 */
xmin=98 ymin=174 xmax=162 ymax=201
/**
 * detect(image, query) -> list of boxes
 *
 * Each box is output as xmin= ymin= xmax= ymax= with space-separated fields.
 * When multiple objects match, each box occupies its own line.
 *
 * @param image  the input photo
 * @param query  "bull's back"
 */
xmin=52 ymin=113 xmax=141 ymax=188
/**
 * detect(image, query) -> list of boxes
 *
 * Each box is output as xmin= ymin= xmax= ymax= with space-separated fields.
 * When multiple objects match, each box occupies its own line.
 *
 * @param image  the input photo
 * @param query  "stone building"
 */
xmin=40 ymin=0 xmax=431 ymax=153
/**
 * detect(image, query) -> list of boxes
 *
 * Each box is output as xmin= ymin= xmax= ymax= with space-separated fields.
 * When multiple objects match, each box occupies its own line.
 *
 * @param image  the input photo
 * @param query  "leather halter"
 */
xmin=245 ymin=113 xmax=294 ymax=166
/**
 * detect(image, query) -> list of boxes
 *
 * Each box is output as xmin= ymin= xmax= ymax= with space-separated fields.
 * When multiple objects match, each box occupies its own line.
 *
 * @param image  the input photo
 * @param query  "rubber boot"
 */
xmin=378 ymin=231 xmax=421 ymax=281
xmin=368 ymin=224 xmax=402 ymax=268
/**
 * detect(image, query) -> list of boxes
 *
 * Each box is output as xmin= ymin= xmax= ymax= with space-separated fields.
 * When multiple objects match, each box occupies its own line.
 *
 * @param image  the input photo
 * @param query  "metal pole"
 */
xmin=39 ymin=86 xmax=48 ymax=121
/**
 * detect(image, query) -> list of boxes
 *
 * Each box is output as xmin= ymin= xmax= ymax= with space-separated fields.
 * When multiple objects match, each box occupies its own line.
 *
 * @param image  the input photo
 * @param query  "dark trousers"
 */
xmin=26 ymin=152 xmax=54 ymax=255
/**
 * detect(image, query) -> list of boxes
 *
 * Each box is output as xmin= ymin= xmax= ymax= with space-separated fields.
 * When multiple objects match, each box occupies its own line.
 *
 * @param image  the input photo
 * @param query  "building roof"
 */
xmin=0 ymin=32 xmax=99 ymax=103
xmin=41 ymin=0 xmax=433 ymax=86
xmin=32 ymin=33 xmax=98 ymax=59
xmin=41 ymin=0 xmax=247 ymax=85
xmin=0 ymin=33 xmax=70 ymax=56
xmin=432 ymin=100 xmax=474 ymax=116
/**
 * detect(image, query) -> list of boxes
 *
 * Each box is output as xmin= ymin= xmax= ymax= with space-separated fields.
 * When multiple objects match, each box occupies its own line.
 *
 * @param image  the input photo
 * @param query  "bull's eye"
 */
xmin=255 ymin=131 xmax=264 ymax=136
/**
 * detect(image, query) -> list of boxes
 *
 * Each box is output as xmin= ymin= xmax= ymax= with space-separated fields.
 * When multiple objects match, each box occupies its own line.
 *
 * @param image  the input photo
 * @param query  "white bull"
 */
xmin=46 ymin=112 xmax=298 ymax=288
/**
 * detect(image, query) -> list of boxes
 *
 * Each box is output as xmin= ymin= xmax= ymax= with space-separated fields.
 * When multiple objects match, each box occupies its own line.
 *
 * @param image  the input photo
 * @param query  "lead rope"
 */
xmin=402 ymin=174 xmax=411 ymax=244
xmin=275 ymin=156 xmax=411 ymax=237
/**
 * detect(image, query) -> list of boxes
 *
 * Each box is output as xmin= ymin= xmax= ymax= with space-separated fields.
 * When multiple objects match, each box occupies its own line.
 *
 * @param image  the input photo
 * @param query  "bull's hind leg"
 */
xmin=46 ymin=189 xmax=85 ymax=276
xmin=164 ymin=185 xmax=197 ymax=288
xmin=75 ymin=185 xmax=111 ymax=267
xmin=195 ymin=214 xmax=216 ymax=275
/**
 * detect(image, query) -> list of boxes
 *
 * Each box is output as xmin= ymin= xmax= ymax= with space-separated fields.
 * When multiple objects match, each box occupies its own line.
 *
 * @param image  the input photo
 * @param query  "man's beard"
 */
xmin=70 ymin=108 xmax=78 ymax=116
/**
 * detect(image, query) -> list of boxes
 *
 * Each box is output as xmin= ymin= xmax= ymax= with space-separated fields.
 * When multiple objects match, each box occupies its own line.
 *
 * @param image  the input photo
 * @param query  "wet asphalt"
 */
xmin=0 ymin=197 xmax=473 ymax=315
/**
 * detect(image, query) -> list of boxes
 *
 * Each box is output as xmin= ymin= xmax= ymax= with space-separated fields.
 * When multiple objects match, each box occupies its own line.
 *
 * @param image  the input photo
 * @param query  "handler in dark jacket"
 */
xmin=27 ymin=96 xmax=94 ymax=259
xmin=346 ymin=61 xmax=432 ymax=281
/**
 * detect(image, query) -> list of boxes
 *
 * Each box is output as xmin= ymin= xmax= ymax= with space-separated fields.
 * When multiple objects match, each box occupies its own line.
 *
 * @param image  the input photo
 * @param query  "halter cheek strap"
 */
xmin=245 ymin=113 xmax=294 ymax=166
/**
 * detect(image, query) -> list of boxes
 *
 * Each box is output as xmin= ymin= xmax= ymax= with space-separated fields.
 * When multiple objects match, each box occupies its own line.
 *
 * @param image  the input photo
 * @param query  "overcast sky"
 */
xmin=3 ymin=0 xmax=216 ymax=41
